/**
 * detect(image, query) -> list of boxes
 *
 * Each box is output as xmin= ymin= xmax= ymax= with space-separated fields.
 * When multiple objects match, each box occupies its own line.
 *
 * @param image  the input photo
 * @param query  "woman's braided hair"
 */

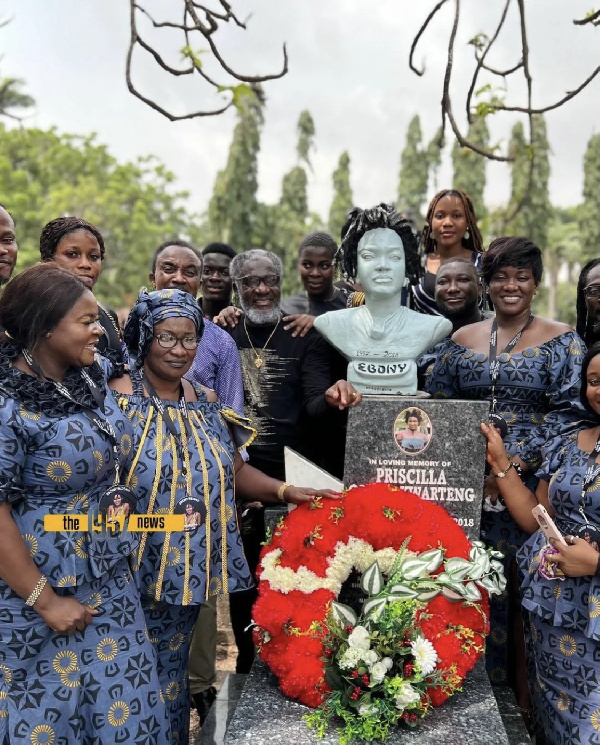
xmin=421 ymin=189 xmax=484 ymax=256
xmin=40 ymin=216 xmax=105 ymax=261
xmin=337 ymin=203 xmax=423 ymax=285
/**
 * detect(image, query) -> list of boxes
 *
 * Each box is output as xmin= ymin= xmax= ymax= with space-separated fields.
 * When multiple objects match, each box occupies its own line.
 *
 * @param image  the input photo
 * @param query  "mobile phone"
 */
xmin=531 ymin=505 xmax=568 ymax=546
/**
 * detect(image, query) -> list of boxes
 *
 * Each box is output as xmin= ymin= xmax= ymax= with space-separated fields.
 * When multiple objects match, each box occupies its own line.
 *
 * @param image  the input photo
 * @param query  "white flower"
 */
xmin=348 ymin=625 xmax=371 ymax=650
xmin=411 ymin=636 xmax=438 ymax=675
xmin=358 ymin=703 xmax=375 ymax=716
xmin=382 ymin=657 xmax=393 ymax=671
xmin=364 ymin=650 xmax=378 ymax=665
xmin=394 ymin=682 xmax=421 ymax=710
xmin=369 ymin=661 xmax=388 ymax=684
xmin=339 ymin=648 xmax=361 ymax=670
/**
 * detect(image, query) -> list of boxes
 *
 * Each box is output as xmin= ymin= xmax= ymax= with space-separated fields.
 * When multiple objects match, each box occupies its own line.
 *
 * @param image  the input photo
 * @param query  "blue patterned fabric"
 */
xmin=186 ymin=319 xmax=245 ymax=414
xmin=142 ymin=598 xmax=199 ymax=745
xmin=0 ymin=566 xmax=170 ymax=745
xmin=426 ymin=330 xmax=585 ymax=682
xmin=525 ymin=613 xmax=600 ymax=745
xmin=520 ymin=433 xmax=600 ymax=640
xmin=115 ymin=371 xmax=255 ymax=605
xmin=113 ymin=370 xmax=254 ymax=742
xmin=0 ymin=342 xmax=169 ymax=744
xmin=518 ymin=433 xmax=600 ymax=744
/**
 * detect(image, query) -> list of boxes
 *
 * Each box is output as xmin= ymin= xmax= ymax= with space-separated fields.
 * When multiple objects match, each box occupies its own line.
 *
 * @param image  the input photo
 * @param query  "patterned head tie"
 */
xmin=123 ymin=288 xmax=204 ymax=368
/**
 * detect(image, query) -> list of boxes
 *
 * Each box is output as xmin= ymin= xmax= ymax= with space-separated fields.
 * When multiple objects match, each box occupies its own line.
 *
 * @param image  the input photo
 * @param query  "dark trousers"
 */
xmin=229 ymin=506 xmax=265 ymax=673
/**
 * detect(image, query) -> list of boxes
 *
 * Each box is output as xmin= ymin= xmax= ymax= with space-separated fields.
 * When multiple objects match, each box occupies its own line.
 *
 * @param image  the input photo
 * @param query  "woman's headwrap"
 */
xmin=123 ymin=288 xmax=204 ymax=369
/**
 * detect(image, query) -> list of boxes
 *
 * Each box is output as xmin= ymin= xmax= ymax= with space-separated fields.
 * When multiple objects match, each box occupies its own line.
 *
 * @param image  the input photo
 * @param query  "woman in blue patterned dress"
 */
xmin=426 ymin=237 xmax=584 ymax=715
xmin=0 ymin=264 xmax=170 ymax=745
xmin=110 ymin=289 xmax=334 ymax=744
xmin=482 ymin=342 xmax=600 ymax=745
xmin=413 ymin=189 xmax=486 ymax=315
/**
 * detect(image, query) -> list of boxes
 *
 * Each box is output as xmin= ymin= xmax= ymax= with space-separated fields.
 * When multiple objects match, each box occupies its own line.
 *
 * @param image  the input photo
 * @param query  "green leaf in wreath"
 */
xmin=388 ymin=584 xmax=419 ymax=598
xmin=398 ymin=556 xmax=431 ymax=580
xmin=361 ymin=561 xmax=384 ymax=596
xmin=363 ymin=596 xmax=387 ymax=619
xmin=330 ymin=602 xmax=358 ymax=628
xmin=418 ymin=548 xmax=444 ymax=572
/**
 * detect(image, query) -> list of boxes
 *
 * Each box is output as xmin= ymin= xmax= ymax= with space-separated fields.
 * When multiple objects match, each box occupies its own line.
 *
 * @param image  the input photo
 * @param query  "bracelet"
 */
xmin=25 ymin=576 xmax=48 ymax=607
xmin=493 ymin=460 xmax=515 ymax=479
xmin=277 ymin=482 xmax=293 ymax=503
xmin=513 ymin=462 xmax=524 ymax=479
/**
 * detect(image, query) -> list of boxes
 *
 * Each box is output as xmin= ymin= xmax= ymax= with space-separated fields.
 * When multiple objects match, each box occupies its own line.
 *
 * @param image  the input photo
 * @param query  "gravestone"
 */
xmin=343 ymin=396 xmax=490 ymax=541
xmin=222 ymin=659 xmax=527 ymax=745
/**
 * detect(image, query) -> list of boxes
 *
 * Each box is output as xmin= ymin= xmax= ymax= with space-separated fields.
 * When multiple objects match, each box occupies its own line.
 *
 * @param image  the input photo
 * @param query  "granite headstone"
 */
xmin=343 ymin=396 xmax=490 ymax=541
xmin=222 ymin=660 xmax=525 ymax=745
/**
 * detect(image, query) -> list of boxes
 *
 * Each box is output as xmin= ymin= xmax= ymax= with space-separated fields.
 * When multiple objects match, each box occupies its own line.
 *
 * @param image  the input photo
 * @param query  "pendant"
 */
xmin=254 ymin=357 xmax=263 ymax=369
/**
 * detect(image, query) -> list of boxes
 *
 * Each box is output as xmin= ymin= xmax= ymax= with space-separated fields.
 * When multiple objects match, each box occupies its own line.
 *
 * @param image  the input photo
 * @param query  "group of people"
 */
xmin=0 ymin=188 xmax=599 ymax=745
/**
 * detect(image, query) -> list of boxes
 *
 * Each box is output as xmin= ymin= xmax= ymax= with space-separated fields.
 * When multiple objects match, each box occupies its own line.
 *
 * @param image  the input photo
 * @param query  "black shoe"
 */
xmin=191 ymin=686 xmax=217 ymax=725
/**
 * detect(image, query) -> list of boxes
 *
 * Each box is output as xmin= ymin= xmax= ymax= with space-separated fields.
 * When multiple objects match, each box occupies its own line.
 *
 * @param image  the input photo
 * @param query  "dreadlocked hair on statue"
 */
xmin=576 ymin=258 xmax=600 ymax=342
xmin=421 ymin=189 xmax=484 ymax=255
xmin=337 ymin=203 xmax=423 ymax=286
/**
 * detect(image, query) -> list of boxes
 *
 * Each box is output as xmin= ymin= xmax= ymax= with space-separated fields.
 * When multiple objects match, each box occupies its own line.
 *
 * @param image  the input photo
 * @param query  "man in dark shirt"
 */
xmin=281 ymin=231 xmax=350 ymax=319
xmin=227 ymin=248 xmax=359 ymax=673
xmin=229 ymin=248 xmax=357 ymax=479
xmin=418 ymin=257 xmax=488 ymax=387
xmin=199 ymin=242 xmax=237 ymax=320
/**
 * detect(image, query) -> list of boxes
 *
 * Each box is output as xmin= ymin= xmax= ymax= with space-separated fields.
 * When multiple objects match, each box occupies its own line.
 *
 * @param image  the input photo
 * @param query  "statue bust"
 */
xmin=314 ymin=207 xmax=451 ymax=395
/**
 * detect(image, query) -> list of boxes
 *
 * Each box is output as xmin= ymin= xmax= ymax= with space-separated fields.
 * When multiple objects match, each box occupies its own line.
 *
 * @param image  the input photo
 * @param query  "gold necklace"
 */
xmin=244 ymin=316 xmax=281 ymax=369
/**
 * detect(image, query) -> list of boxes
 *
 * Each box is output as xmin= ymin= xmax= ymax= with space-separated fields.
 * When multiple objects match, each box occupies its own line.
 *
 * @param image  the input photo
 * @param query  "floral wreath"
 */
xmin=252 ymin=484 xmax=505 ymax=743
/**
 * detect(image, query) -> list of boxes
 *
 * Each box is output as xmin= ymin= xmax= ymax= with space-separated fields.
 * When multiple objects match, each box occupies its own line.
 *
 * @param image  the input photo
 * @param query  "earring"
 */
xmin=45 ymin=332 xmax=52 ymax=338
xmin=464 ymin=229 xmax=470 ymax=241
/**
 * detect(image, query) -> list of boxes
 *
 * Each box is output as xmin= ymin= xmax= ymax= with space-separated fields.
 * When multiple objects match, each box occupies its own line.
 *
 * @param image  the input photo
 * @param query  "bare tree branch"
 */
xmin=440 ymin=0 xmax=511 ymax=162
xmin=495 ymin=66 xmax=600 ymax=114
xmin=409 ymin=0 xmax=600 ymax=166
xmin=126 ymin=0 xmax=288 ymax=120
xmin=409 ymin=0 xmax=449 ymax=76
xmin=465 ymin=0 xmax=513 ymax=124
xmin=573 ymin=10 xmax=600 ymax=26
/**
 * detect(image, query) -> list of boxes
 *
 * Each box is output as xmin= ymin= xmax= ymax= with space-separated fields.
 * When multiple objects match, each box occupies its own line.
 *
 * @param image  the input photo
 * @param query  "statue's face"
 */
xmin=357 ymin=228 xmax=405 ymax=297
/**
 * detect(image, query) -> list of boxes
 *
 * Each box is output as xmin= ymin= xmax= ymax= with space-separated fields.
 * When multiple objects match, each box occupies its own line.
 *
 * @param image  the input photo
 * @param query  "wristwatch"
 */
xmin=494 ymin=460 xmax=515 ymax=479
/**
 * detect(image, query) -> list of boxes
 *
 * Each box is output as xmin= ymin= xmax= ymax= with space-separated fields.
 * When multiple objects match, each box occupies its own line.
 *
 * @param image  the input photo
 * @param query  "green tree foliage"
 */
xmin=0 ymin=69 xmax=34 ymax=121
xmin=328 ymin=151 xmax=353 ymax=241
xmin=0 ymin=123 xmax=193 ymax=307
xmin=507 ymin=115 xmax=552 ymax=249
xmin=451 ymin=117 xmax=489 ymax=219
xmin=536 ymin=207 xmax=581 ymax=321
xmin=397 ymin=115 xmax=430 ymax=222
xmin=251 ymin=111 xmax=320 ymax=295
xmin=296 ymin=110 xmax=315 ymax=169
xmin=276 ymin=166 xmax=309 ymax=294
xmin=207 ymin=92 xmax=264 ymax=249
xmin=579 ymin=133 xmax=600 ymax=262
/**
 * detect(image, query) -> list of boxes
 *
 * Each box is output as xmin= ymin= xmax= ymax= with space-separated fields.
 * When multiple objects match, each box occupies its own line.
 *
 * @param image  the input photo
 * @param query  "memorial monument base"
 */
xmin=344 ymin=396 xmax=490 ymax=541
xmin=221 ymin=660 xmax=528 ymax=745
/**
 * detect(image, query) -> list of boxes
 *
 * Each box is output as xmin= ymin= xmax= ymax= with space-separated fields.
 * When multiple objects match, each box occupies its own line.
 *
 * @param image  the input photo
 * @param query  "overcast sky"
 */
xmin=1 ymin=0 xmax=599 ymax=228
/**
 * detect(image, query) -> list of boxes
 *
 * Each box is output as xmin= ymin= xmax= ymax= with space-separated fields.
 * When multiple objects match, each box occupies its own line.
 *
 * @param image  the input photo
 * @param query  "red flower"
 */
xmin=253 ymin=484 xmax=489 ymax=712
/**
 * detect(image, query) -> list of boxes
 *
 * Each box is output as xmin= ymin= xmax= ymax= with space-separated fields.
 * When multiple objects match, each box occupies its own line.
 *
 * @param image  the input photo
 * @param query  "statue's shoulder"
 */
xmin=404 ymin=308 xmax=451 ymax=329
xmin=314 ymin=307 xmax=360 ymax=330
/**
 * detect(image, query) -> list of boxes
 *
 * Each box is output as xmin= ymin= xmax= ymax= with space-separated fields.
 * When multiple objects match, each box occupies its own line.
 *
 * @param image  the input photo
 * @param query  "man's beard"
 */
xmin=241 ymin=300 xmax=281 ymax=326
xmin=589 ymin=318 xmax=600 ymax=345
xmin=440 ymin=298 xmax=478 ymax=322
